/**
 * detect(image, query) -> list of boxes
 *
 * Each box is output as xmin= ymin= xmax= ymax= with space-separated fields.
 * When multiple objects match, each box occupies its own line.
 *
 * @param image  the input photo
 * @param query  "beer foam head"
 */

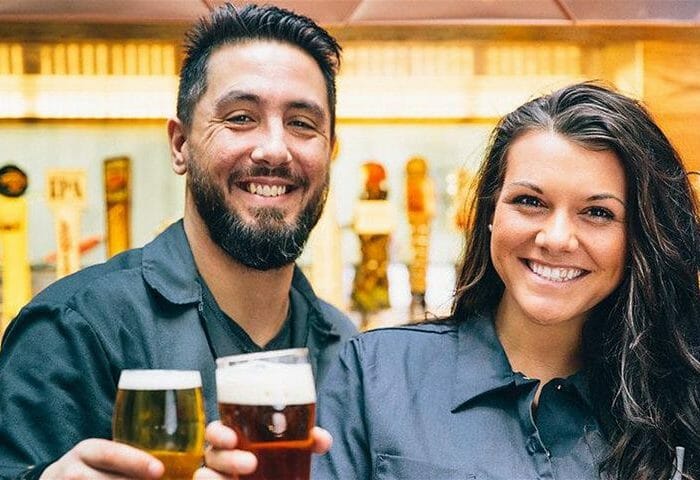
xmin=216 ymin=362 xmax=316 ymax=406
xmin=118 ymin=370 xmax=202 ymax=390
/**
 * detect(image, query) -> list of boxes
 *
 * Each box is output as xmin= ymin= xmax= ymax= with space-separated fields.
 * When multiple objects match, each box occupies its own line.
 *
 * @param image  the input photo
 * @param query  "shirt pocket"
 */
xmin=374 ymin=453 xmax=477 ymax=480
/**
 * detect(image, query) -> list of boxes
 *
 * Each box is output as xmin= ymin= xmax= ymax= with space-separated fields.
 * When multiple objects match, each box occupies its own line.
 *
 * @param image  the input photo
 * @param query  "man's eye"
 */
xmin=512 ymin=195 xmax=544 ymax=208
xmin=289 ymin=119 xmax=314 ymax=129
xmin=227 ymin=115 xmax=253 ymax=124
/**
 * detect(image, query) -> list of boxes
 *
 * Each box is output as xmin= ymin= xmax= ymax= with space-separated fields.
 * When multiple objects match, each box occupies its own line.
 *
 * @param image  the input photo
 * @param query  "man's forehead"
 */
xmin=206 ymin=41 xmax=324 ymax=86
xmin=207 ymin=39 xmax=320 ymax=75
xmin=202 ymin=41 xmax=330 ymax=112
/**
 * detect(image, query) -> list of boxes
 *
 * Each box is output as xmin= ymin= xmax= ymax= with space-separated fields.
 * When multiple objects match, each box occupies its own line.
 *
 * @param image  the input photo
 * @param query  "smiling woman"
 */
xmin=315 ymin=82 xmax=700 ymax=480
xmin=491 ymin=129 xmax=627 ymax=334
xmin=453 ymin=82 xmax=700 ymax=479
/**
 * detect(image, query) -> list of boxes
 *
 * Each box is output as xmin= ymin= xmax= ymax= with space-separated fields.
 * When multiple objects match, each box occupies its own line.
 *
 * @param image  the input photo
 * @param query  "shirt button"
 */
xmin=526 ymin=436 xmax=539 ymax=454
xmin=555 ymin=383 xmax=562 ymax=391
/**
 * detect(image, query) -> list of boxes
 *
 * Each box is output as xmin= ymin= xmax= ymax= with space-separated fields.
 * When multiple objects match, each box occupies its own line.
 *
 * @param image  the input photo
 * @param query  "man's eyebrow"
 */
xmin=287 ymin=100 xmax=327 ymax=121
xmin=213 ymin=92 xmax=327 ymax=121
xmin=214 ymin=90 xmax=260 ymax=110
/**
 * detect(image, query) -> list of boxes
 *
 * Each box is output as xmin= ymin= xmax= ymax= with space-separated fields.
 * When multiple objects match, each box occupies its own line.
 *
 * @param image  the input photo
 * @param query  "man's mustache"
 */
xmin=228 ymin=165 xmax=309 ymax=189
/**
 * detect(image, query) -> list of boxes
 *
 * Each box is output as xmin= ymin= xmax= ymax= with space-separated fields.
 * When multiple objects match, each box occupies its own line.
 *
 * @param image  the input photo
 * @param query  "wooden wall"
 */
xmin=643 ymin=41 xmax=700 ymax=173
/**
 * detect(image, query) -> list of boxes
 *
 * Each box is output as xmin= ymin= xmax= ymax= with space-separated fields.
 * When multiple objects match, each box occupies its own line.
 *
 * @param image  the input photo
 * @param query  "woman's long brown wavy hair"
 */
xmin=452 ymin=82 xmax=700 ymax=479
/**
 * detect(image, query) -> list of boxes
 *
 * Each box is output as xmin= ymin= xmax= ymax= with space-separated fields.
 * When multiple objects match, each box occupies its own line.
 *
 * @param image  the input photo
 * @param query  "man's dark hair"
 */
xmin=177 ymin=3 xmax=341 ymax=135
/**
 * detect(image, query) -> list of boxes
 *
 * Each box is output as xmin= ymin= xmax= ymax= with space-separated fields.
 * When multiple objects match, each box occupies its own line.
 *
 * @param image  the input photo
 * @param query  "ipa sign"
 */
xmin=47 ymin=170 xmax=87 ymax=207
xmin=46 ymin=169 xmax=86 ymax=278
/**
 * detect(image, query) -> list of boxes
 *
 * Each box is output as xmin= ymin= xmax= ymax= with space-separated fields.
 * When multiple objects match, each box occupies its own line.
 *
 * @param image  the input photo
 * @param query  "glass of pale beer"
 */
xmin=113 ymin=370 xmax=205 ymax=480
xmin=216 ymin=348 xmax=316 ymax=480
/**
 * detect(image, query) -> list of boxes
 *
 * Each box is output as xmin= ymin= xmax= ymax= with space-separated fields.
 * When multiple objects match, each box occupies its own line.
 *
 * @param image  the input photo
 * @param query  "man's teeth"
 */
xmin=247 ymin=183 xmax=287 ymax=197
xmin=528 ymin=261 xmax=583 ymax=282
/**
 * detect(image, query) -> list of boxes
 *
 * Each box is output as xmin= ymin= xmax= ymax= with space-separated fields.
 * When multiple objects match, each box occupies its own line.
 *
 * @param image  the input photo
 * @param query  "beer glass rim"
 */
xmin=216 ymin=347 xmax=309 ymax=368
xmin=118 ymin=369 xmax=202 ymax=390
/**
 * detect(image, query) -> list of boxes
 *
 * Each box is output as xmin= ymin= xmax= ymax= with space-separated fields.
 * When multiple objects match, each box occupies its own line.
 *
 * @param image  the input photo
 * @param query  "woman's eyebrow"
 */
xmin=508 ymin=181 xmax=625 ymax=207
xmin=587 ymin=193 xmax=626 ymax=207
xmin=508 ymin=181 xmax=542 ymax=193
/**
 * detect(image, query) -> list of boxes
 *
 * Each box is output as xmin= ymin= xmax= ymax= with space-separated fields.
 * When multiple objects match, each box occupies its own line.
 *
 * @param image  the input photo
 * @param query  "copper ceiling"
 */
xmin=0 ymin=0 xmax=699 ymax=25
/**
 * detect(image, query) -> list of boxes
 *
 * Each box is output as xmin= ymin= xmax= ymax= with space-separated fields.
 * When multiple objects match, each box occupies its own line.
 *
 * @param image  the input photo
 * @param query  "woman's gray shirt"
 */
xmin=314 ymin=313 xmax=608 ymax=480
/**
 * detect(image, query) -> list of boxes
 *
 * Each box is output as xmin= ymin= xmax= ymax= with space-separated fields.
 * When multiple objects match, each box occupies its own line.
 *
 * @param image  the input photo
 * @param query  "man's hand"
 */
xmin=194 ymin=421 xmax=332 ymax=479
xmin=40 ymin=439 xmax=164 ymax=479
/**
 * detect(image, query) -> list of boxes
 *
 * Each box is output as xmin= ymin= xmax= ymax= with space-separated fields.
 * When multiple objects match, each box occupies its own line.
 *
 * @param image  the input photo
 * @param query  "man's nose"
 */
xmin=250 ymin=123 xmax=292 ymax=166
xmin=534 ymin=212 xmax=579 ymax=252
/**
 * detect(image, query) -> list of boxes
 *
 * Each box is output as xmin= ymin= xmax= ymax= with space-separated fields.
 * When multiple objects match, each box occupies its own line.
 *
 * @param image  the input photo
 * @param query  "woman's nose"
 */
xmin=534 ymin=213 xmax=579 ymax=252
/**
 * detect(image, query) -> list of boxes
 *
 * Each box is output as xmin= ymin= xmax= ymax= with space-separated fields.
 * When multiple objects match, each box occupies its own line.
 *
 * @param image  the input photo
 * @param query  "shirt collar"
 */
xmin=451 ymin=311 xmax=596 ymax=413
xmin=565 ymin=369 xmax=596 ymax=411
xmin=142 ymin=220 xmax=201 ymax=305
xmin=452 ymin=311 xmax=517 ymax=412
xmin=141 ymin=219 xmax=343 ymax=343
xmin=290 ymin=267 xmax=341 ymax=340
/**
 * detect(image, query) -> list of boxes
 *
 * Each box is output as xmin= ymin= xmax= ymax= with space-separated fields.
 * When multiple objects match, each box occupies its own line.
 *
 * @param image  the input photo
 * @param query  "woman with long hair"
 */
xmin=314 ymin=82 xmax=700 ymax=479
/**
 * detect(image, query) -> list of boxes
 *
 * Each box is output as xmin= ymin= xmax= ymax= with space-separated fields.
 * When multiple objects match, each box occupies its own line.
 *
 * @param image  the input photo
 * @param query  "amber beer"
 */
xmin=113 ymin=370 xmax=205 ymax=480
xmin=216 ymin=348 xmax=316 ymax=480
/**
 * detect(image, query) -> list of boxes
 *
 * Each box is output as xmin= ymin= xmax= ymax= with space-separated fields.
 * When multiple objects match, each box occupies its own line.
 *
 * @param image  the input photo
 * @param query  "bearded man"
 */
xmin=0 ymin=4 xmax=356 ymax=479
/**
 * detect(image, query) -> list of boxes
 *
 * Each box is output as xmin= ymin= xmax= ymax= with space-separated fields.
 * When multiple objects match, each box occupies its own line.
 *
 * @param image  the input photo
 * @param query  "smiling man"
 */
xmin=168 ymin=36 xmax=338 ymax=348
xmin=0 ymin=4 xmax=356 ymax=479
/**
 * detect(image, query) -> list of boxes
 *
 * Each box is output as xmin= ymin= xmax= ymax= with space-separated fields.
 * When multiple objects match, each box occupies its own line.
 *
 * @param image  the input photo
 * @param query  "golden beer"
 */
xmin=216 ymin=349 xmax=316 ymax=480
xmin=113 ymin=370 xmax=205 ymax=480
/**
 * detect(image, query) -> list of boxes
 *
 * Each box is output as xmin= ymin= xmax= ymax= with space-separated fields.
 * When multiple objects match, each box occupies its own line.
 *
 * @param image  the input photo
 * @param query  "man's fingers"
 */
xmin=311 ymin=427 xmax=333 ymax=454
xmin=205 ymin=421 xmax=238 ymax=449
xmin=203 ymin=422 xmax=257 ymax=476
xmin=192 ymin=466 xmax=232 ymax=480
xmin=204 ymin=447 xmax=258 ymax=476
xmin=75 ymin=439 xmax=164 ymax=478
xmin=41 ymin=439 xmax=165 ymax=480
xmin=200 ymin=422 xmax=329 ymax=476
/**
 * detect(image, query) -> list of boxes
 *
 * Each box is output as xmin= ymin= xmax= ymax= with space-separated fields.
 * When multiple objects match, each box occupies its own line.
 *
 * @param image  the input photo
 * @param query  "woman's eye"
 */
xmin=512 ymin=195 xmax=544 ymax=208
xmin=584 ymin=207 xmax=615 ymax=220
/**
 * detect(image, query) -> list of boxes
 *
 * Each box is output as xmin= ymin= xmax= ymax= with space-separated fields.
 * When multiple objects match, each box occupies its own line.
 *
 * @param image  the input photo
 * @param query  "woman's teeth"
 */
xmin=528 ymin=261 xmax=584 ymax=282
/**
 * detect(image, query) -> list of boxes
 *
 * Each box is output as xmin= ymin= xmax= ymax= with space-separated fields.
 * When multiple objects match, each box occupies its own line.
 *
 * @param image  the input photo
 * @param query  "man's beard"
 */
xmin=188 ymin=160 xmax=328 ymax=271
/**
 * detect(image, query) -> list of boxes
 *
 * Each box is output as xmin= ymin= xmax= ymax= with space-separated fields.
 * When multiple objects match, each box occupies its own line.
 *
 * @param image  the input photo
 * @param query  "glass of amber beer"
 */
xmin=113 ymin=370 xmax=205 ymax=480
xmin=216 ymin=348 xmax=316 ymax=480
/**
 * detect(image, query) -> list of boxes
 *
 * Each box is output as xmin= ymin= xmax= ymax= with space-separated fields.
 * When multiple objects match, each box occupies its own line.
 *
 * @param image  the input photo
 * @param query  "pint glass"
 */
xmin=113 ymin=370 xmax=205 ymax=480
xmin=216 ymin=348 xmax=316 ymax=480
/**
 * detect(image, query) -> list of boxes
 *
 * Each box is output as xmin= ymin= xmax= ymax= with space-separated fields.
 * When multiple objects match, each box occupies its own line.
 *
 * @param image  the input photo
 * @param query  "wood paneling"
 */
xmin=652 ymin=115 xmax=700 ymax=172
xmin=643 ymin=41 xmax=700 ymax=171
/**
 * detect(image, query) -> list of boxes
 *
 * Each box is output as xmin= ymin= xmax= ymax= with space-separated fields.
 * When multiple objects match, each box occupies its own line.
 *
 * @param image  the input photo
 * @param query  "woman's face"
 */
xmin=490 ymin=130 xmax=627 ymax=330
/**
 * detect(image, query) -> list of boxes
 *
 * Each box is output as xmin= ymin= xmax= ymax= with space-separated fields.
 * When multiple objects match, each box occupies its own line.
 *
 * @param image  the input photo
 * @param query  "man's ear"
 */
xmin=167 ymin=117 xmax=188 ymax=176
xmin=330 ymin=136 xmax=339 ymax=163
